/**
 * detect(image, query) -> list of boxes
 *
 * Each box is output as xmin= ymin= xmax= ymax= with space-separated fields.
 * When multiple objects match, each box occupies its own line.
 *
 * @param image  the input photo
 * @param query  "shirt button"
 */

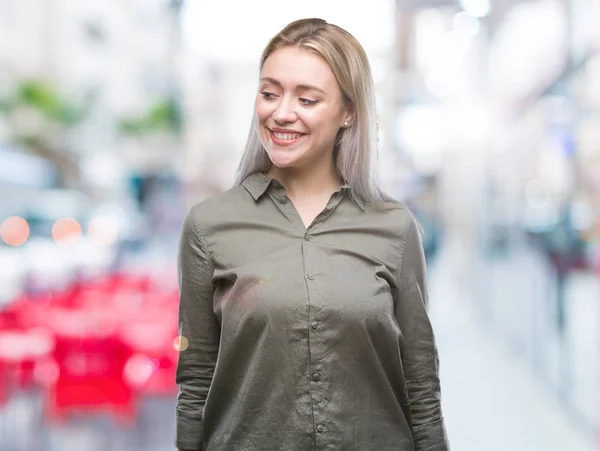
xmin=307 ymin=274 xmax=314 ymax=280
xmin=279 ymin=196 xmax=287 ymax=204
xmin=311 ymin=321 xmax=319 ymax=330
xmin=304 ymin=234 xmax=310 ymax=241
xmin=317 ymin=424 xmax=324 ymax=433
xmin=312 ymin=372 xmax=321 ymax=381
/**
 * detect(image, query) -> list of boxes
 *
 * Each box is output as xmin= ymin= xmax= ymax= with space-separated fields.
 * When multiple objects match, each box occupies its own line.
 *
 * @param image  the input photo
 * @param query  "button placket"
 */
xmin=302 ymin=222 xmax=326 ymax=442
xmin=304 ymin=233 xmax=315 ymax=281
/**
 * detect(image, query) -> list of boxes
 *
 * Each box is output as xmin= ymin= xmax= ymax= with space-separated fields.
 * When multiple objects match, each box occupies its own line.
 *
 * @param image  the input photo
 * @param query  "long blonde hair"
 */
xmin=233 ymin=18 xmax=396 ymax=208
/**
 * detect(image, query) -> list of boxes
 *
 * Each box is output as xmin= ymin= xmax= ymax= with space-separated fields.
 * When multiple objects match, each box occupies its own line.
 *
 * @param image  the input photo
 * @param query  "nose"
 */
xmin=272 ymin=96 xmax=297 ymax=124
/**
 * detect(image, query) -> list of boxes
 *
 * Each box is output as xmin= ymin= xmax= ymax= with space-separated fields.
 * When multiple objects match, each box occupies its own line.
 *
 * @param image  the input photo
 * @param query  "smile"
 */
xmin=269 ymin=129 xmax=306 ymax=147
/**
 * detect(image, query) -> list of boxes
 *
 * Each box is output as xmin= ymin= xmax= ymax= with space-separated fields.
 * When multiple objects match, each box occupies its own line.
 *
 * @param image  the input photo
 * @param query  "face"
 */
xmin=255 ymin=46 xmax=352 ymax=171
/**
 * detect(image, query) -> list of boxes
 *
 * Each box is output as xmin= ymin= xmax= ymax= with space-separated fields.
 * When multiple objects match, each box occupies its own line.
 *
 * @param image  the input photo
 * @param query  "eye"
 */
xmin=260 ymin=90 xmax=277 ymax=100
xmin=299 ymin=98 xmax=318 ymax=106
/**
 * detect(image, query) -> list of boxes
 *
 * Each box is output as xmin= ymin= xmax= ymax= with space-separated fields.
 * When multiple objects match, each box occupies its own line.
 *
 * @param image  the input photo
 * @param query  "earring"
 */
xmin=344 ymin=121 xmax=349 ymax=127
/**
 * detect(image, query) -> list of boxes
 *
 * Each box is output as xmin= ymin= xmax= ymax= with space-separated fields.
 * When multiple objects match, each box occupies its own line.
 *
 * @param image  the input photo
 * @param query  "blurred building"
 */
xmin=394 ymin=0 xmax=600 ymax=438
xmin=0 ymin=0 xmax=184 ymax=193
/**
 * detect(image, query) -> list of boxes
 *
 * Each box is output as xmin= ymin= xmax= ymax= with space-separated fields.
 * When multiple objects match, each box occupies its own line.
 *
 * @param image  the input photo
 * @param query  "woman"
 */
xmin=176 ymin=18 xmax=449 ymax=451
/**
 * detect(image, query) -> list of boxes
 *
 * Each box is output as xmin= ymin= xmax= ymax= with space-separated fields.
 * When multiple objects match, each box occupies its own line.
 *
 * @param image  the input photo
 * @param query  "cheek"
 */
xmin=255 ymin=100 xmax=272 ymax=122
xmin=301 ymin=112 xmax=340 ymax=138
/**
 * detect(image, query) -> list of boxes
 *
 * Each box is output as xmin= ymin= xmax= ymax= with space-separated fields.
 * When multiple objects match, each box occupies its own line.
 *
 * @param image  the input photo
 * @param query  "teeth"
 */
xmin=273 ymin=131 xmax=302 ymax=140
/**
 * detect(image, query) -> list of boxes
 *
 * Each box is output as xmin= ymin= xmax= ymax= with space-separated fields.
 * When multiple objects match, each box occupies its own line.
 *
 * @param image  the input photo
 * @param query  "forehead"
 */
xmin=261 ymin=46 xmax=338 ymax=90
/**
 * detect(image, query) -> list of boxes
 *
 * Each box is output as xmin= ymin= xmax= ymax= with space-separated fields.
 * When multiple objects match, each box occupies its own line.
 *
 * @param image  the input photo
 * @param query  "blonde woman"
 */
xmin=176 ymin=18 xmax=449 ymax=451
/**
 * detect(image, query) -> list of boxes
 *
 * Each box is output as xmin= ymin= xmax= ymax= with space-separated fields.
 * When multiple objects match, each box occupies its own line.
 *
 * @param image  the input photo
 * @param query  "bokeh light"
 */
xmin=87 ymin=215 xmax=119 ymax=246
xmin=52 ymin=218 xmax=82 ymax=244
xmin=123 ymin=354 xmax=158 ymax=388
xmin=33 ymin=357 xmax=60 ymax=387
xmin=173 ymin=335 xmax=189 ymax=352
xmin=0 ymin=216 xmax=30 ymax=246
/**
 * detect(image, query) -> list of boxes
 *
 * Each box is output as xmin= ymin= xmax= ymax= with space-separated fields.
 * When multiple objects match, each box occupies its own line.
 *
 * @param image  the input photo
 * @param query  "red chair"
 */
xmin=0 ymin=301 xmax=55 ymax=393
xmin=43 ymin=309 xmax=135 ymax=425
xmin=0 ymin=328 xmax=55 ymax=389
xmin=0 ymin=358 xmax=8 ymax=406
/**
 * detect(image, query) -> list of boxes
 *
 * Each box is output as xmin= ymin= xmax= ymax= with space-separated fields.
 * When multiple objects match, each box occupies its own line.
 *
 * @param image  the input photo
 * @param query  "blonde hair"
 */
xmin=233 ymin=18 xmax=396 ymax=208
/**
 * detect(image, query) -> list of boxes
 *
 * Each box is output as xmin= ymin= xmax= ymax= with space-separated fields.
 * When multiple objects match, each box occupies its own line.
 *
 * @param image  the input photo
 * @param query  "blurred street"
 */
xmin=431 ymin=238 xmax=594 ymax=451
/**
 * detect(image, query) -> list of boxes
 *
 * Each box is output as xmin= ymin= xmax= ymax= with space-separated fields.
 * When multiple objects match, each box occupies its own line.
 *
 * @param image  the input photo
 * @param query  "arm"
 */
xmin=395 ymin=214 xmax=449 ymax=451
xmin=175 ymin=211 xmax=220 ymax=451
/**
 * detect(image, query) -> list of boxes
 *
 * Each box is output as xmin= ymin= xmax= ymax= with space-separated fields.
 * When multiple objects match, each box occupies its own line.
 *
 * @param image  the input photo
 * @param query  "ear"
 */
xmin=342 ymin=103 xmax=355 ymax=128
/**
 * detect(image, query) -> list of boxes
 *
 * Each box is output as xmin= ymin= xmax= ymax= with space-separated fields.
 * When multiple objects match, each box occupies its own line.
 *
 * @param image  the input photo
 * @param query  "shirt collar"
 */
xmin=242 ymin=172 xmax=278 ymax=201
xmin=242 ymin=171 xmax=354 ymax=203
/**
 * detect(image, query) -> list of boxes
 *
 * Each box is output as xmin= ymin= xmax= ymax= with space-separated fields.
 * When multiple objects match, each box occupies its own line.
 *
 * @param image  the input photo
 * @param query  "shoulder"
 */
xmin=185 ymin=184 xmax=252 ymax=232
xmin=363 ymin=200 xmax=423 ymax=242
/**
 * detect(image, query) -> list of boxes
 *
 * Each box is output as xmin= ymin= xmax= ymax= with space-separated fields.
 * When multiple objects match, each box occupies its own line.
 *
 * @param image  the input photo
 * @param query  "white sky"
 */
xmin=181 ymin=0 xmax=396 ymax=61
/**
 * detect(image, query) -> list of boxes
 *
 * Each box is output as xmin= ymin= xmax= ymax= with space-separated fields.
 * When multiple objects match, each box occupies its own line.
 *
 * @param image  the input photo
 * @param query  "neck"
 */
xmin=265 ymin=161 xmax=342 ymax=200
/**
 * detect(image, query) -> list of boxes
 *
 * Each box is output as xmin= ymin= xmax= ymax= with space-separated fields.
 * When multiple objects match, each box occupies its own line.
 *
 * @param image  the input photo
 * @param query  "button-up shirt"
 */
xmin=175 ymin=172 xmax=449 ymax=451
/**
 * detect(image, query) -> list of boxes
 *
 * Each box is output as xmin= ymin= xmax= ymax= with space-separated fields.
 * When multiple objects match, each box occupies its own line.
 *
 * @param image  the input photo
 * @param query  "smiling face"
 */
xmin=255 ymin=46 xmax=352 ymax=172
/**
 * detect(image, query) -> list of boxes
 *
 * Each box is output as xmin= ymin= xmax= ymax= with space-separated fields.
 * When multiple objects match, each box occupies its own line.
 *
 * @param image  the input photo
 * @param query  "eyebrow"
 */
xmin=260 ymin=77 xmax=326 ymax=95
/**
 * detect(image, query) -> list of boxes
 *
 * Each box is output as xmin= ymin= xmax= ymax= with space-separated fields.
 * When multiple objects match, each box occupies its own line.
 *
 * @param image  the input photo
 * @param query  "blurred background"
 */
xmin=0 ymin=0 xmax=598 ymax=450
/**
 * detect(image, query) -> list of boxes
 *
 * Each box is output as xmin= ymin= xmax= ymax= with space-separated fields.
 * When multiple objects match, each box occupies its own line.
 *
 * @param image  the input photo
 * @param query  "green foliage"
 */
xmin=0 ymin=80 xmax=85 ymax=125
xmin=118 ymin=97 xmax=181 ymax=135
xmin=14 ymin=134 xmax=42 ymax=148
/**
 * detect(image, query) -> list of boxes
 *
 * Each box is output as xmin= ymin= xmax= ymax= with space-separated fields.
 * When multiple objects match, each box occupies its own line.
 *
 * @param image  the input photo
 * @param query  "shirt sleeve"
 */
xmin=175 ymin=210 xmax=220 ymax=450
xmin=394 ymin=213 xmax=450 ymax=451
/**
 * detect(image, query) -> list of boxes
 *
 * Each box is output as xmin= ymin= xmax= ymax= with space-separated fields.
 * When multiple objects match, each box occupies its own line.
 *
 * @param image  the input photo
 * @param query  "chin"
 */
xmin=266 ymin=147 xmax=305 ymax=168
xmin=267 ymin=155 xmax=300 ymax=169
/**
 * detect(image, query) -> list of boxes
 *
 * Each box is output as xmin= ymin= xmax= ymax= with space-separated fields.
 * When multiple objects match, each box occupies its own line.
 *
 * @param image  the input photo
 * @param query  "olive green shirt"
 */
xmin=175 ymin=172 xmax=449 ymax=451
